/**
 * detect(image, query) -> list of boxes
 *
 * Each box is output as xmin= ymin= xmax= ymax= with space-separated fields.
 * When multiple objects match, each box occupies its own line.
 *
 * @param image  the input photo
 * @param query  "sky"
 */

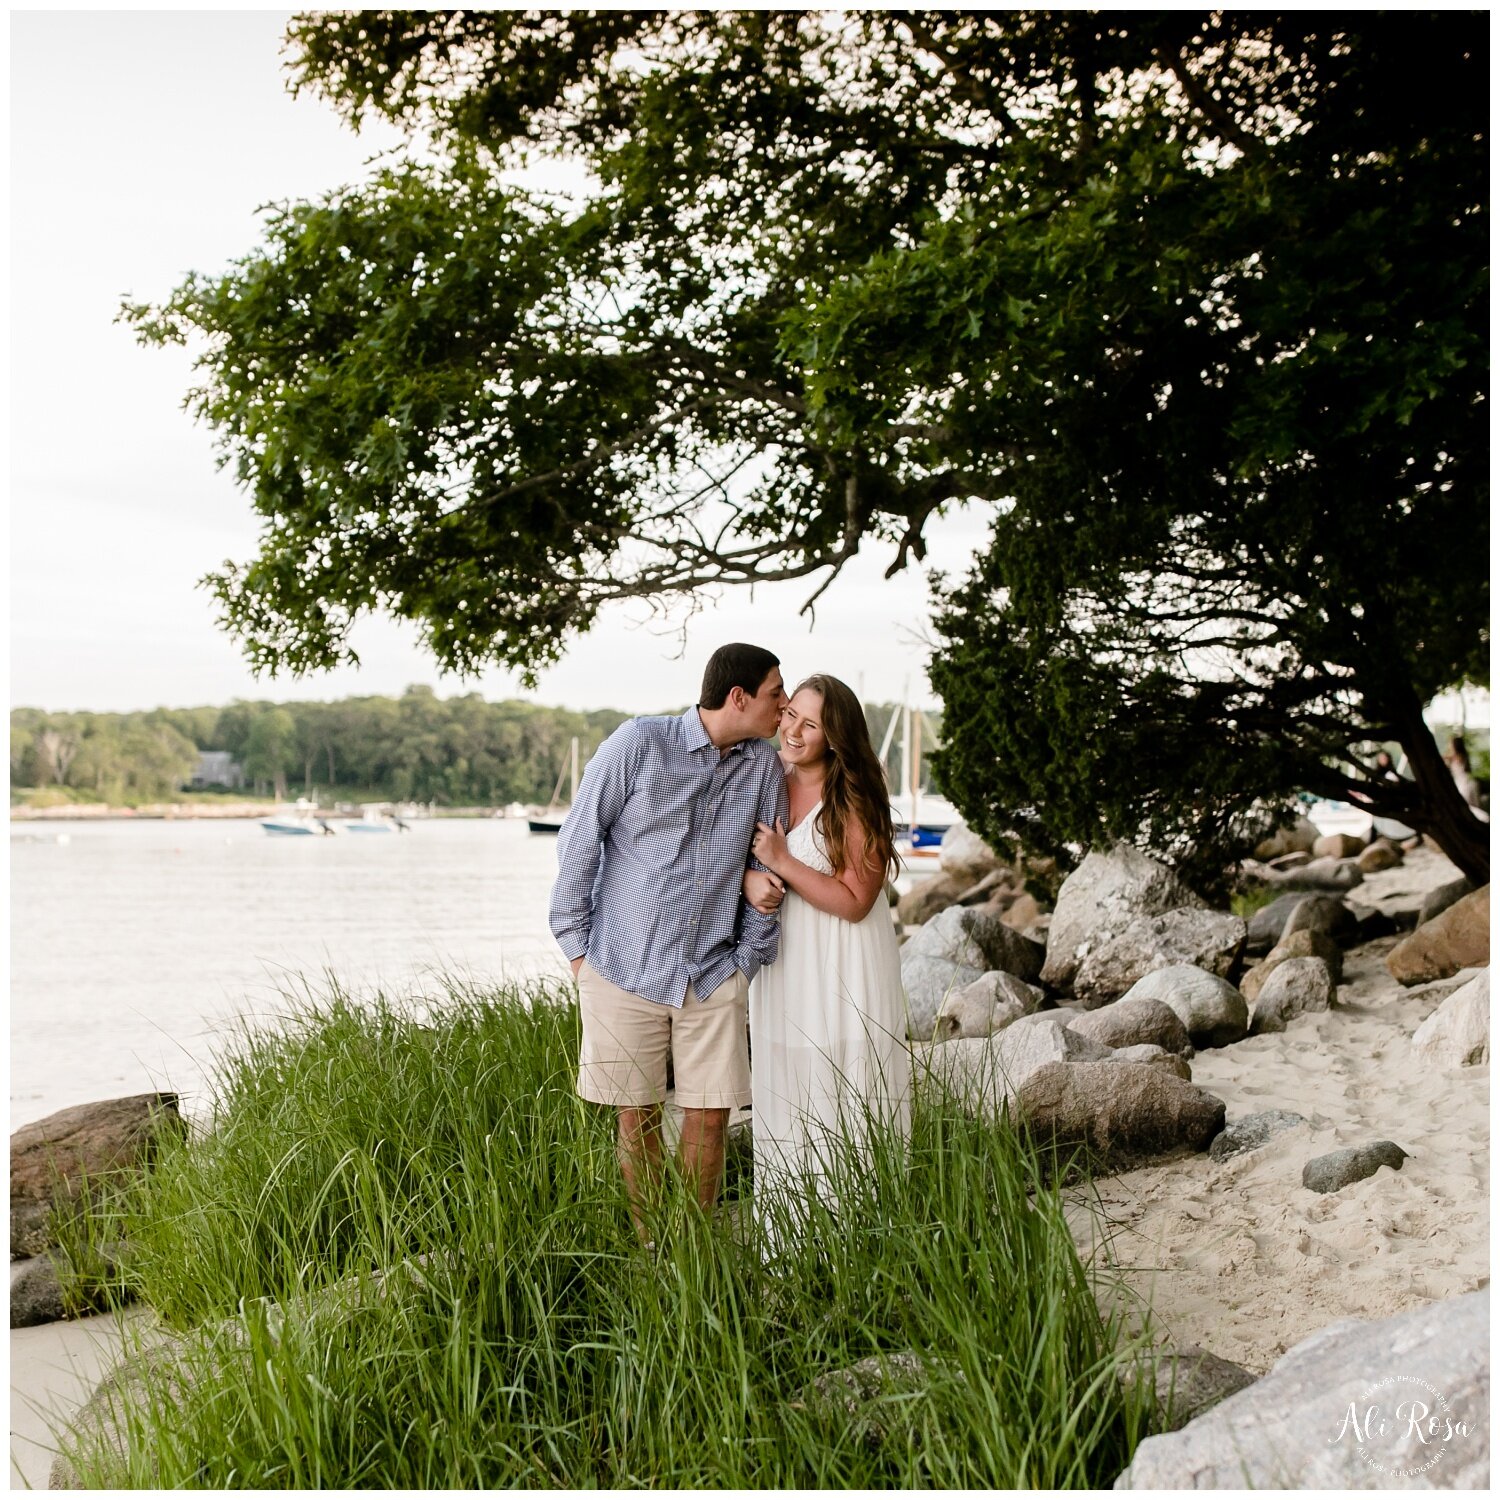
xmin=8 ymin=10 xmax=987 ymax=717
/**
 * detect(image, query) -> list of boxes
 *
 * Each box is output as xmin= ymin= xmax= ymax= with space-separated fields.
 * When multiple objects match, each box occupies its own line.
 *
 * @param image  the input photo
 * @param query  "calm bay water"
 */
xmin=10 ymin=817 xmax=568 ymax=1130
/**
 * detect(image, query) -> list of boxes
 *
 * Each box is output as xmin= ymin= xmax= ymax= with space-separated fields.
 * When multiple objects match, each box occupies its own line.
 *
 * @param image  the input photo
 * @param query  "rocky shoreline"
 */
xmin=10 ymin=801 xmax=281 ymax=821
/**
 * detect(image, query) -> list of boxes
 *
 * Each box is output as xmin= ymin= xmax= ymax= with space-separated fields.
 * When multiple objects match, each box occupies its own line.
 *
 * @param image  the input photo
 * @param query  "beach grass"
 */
xmin=55 ymin=978 xmax=1156 ymax=1487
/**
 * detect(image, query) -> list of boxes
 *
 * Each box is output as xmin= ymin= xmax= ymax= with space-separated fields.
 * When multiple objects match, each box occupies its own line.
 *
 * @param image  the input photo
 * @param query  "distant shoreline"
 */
xmin=10 ymin=803 xmax=501 ymax=822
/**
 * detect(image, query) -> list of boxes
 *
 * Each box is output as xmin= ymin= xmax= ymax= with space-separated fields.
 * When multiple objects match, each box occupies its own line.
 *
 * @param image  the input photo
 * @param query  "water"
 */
xmin=10 ymin=817 xmax=568 ymax=1129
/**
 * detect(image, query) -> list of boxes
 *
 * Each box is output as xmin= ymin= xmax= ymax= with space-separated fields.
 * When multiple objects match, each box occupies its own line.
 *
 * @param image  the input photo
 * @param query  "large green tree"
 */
xmin=129 ymin=12 xmax=1488 ymax=880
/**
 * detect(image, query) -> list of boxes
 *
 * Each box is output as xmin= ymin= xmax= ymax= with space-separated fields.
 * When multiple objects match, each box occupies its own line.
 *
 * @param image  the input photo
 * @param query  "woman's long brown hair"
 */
xmin=793 ymin=674 xmax=900 ymax=885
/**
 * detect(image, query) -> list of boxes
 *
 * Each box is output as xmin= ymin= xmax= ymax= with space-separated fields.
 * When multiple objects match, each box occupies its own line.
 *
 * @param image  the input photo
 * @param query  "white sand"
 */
xmin=1068 ymin=848 xmax=1489 ymax=1373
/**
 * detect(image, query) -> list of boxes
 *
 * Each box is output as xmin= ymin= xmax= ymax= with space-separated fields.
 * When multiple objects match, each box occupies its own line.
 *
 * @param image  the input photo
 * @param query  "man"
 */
xmin=549 ymin=643 xmax=790 ymax=1239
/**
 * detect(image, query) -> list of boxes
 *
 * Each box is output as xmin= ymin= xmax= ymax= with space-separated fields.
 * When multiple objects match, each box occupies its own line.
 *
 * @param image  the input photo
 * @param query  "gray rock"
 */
xmin=1041 ymin=845 xmax=1206 ymax=993
xmin=1208 ymin=1109 xmax=1306 ymax=1162
xmin=10 ymin=1244 xmax=129 ymax=1328
xmin=1240 ymin=928 xmax=1343 ymax=1002
xmin=932 ymin=971 xmax=1043 ymax=1043
xmin=896 ymin=873 xmax=967 ymax=927
xmin=1014 ymin=1060 xmax=1226 ymax=1171
xmin=1418 ymin=876 xmax=1475 ymax=927
xmin=1252 ymin=815 xmax=1320 ymax=861
xmin=1280 ymin=894 xmax=1358 ymax=945
xmin=907 ymin=905 xmax=1044 ymax=983
xmin=1302 ymin=1141 xmax=1408 ymax=1194
xmin=1116 ymin=1289 xmax=1489 ymax=1488
xmin=900 ymin=951 xmax=986 ymax=1041
xmin=1121 ymin=966 xmax=1249 ymax=1049
xmin=1110 ymin=1045 xmax=1192 ymax=1081
xmin=938 ymin=822 xmax=1004 ymax=884
xmin=1243 ymin=891 xmax=1308 ymax=955
xmin=1357 ymin=837 xmax=1403 ymax=873
xmin=1073 ymin=908 xmax=1246 ymax=1009
xmin=1121 ymin=1345 xmax=1258 ymax=1432
xmin=11 ymin=1093 xmax=184 ymax=1259
xmin=1066 ymin=996 xmax=1192 ymax=1055
xmin=1249 ymin=957 xmax=1337 ymax=1034
xmin=1312 ymin=832 xmax=1367 ymax=860
xmin=801 ymin=1350 xmax=956 ymax=1446
xmin=921 ymin=1020 xmax=1114 ymax=1118
xmin=1411 ymin=970 xmax=1489 ymax=1068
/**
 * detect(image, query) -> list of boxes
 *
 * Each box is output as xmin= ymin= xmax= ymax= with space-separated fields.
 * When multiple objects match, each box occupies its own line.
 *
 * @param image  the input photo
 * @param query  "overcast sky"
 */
xmin=8 ymin=10 xmax=986 ymax=716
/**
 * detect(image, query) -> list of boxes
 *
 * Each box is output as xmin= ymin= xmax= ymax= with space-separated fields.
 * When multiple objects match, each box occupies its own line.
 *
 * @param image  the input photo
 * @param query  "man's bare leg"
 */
xmin=617 ymin=1104 xmax=665 ymax=1244
xmin=676 ymin=1107 xmax=730 ymax=1211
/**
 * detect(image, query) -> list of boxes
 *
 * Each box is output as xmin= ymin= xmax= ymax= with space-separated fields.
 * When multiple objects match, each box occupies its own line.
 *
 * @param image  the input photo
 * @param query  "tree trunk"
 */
xmin=1390 ymin=693 xmax=1490 ymax=885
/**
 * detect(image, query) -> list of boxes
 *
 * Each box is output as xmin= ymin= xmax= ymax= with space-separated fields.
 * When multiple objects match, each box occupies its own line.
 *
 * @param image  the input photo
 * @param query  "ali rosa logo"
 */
xmin=1331 ymin=1373 xmax=1476 ymax=1479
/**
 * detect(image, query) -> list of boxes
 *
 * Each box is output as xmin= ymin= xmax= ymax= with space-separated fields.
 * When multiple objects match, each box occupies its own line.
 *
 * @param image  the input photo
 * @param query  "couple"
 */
xmin=548 ymin=642 xmax=910 ymax=1243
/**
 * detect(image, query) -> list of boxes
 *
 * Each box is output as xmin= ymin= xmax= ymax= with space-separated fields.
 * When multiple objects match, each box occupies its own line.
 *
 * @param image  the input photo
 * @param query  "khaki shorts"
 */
xmin=576 ymin=961 xmax=750 ymax=1110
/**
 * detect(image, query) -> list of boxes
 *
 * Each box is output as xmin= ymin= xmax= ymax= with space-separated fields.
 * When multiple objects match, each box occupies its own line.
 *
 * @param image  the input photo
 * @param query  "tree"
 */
xmin=127 ymin=12 xmax=1487 ymax=878
xmin=242 ymin=708 xmax=299 ymax=802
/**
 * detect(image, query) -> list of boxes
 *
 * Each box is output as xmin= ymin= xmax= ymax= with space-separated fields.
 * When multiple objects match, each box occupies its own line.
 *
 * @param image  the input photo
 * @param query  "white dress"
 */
xmin=749 ymin=801 xmax=911 ymax=1229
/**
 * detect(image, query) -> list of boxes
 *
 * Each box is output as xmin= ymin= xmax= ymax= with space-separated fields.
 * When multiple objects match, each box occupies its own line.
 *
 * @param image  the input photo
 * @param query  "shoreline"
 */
xmin=9 ymin=803 xmax=501 ymax=822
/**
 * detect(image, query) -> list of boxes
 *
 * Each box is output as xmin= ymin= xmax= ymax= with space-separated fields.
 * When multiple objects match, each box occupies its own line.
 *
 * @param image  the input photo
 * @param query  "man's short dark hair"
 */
xmin=700 ymin=643 xmax=780 ymax=709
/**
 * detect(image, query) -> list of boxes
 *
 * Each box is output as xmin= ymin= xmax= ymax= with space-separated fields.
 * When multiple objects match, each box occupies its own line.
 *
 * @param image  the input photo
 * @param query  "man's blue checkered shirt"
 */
xmin=549 ymin=707 xmax=789 ymax=1007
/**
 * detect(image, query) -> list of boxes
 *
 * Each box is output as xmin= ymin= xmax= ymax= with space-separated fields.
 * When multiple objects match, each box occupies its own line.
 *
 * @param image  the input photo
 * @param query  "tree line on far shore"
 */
xmin=9 ymin=689 xmax=935 ymax=808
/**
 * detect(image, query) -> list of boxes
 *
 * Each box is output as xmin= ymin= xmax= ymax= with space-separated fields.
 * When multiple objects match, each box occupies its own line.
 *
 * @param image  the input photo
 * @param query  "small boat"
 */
xmin=528 ymin=738 xmax=580 ymax=834
xmin=262 ymin=816 xmax=339 ymax=837
xmin=345 ymin=804 xmax=410 ymax=834
xmin=882 ymin=703 xmax=955 ymax=857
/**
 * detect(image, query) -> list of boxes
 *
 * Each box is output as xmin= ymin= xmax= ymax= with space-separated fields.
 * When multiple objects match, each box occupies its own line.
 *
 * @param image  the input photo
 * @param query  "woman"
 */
xmin=743 ymin=674 xmax=911 ymax=1233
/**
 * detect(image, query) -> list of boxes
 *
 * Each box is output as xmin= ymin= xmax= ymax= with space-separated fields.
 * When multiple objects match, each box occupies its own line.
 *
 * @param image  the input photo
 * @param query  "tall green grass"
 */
xmin=57 ymin=978 xmax=1155 ymax=1487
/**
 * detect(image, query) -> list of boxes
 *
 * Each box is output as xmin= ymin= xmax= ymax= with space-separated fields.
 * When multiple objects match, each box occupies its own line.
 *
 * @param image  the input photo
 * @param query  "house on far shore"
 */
xmin=190 ymin=751 xmax=246 ymax=790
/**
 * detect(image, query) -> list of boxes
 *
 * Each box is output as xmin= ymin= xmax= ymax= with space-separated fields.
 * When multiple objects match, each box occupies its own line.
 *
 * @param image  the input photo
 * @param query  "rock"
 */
xmin=939 ymin=822 xmax=1003 ymax=884
xmin=800 ymin=1351 xmax=955 ymax=1446
xmin=1302 ymin=1141 xmax=1408 ymax=1194
xmin=906 ymin=905 xmax=1045 ymax=983
xmin=1258 ymin=857 xmax=1365 ymax=892
xmin=1418 ymin=875 xmax=1474 ymax=927
xmin=1387 ymin=886 xmax=1490 ymax=986
xmin=1041 ymin=845 xmax=1206 ymax=994
xmin=1066 ymin=996 xmax=1192 ymax=1056
xmin=999 ymin=892 xmax=1042 ymax=932
xmin=932 ymin=971 xmax=1043 ymax=1042
xmin=1267 ymin=850 xmax=1313 ymax=870
xmin=1110 ymin=1045 xmax=1192 ymax=1081
xmin=921 ymin=1019 xmax=1114 ymax=1117
xmin=1353 ymin=906 xmax=1410 ymax=941
xmin=1280 ymin=893 xmax=1359 ymax=946
xmin=1121 ymin=1345 xmax=1258 ymax=1432
xmin=1241 ymin=928 xmax=1343 ymax=1002
xmin=1115 ymin=1290 xmax=1489 ymax=1488
xmin=1121 ymin=966 xmax=1248 ymax=1049
xmin=9 ymin=1244 xmax=130 ymax=1328
xmin=1312 ymin=832 xmax=1367 ymax=859
xmin=1245 ymin=891 xmax=1314 ymax=955
xmin=896 ymin=873 xmax=968 ymax=927
xmin=953 ymin=869 xmax=1009 ymax=906
xmin=1249 ymin=957 xmax=1337 ymax=1034
xmin=900 ymin=952 xmax=986 ymax=1041
xmin=1072 ymin=908 xmax=1246 ymax=1008
xmin=1357 ymin=837 xmax=1403 ymax=873
xmin=11 ymin=1094 xmax=184 ymax=1259
xmin=1208 ymin=1109 xmax=1306 ymax=1162
xmin=1253 ymin=815 xmax=1320 ymax=861
xmin=1412 ymin=970 xmax=1489 ymax=1067
xmin=1015 ymin=1061 xmax=1226 ymax=1171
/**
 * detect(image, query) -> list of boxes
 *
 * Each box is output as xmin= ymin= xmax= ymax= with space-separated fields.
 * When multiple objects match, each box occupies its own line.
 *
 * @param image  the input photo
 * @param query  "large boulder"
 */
xmin=901 ymin=952 xmax=986 ymax=1041
xmin=1256 ymin=857 xmax=1365 ymax=892
xmin=932 ymin=971 xmax=1043 ymax=1042
xmin=1357 ymin=837 xmax=1403 ymax=874
xmin=1066 ymin=996 xmax=1192 ymax=1056
xmin=801 ymin=1351 xmax=957 ymax=1448
xmin=921 ymin=1018 xmax=1114 ymax=1118
xmin=938 ymin=822 xmax=1004 ymax=884
xmin=1387 ymin=886 xmax=1490 ymax=986
xmin=1121 ymin=1346 xmax=1257 ymax=1433
xmin=896 ymin=873 xmax=968 ymax=927
xmin=1281 ymin=894 xmax=1359 ymax=946
xmin=1312 ymin=831 xmax=1367 ymax=860
xmin=1208 ymin=1109 xmax=1306 ymax=1162
xmin=906 ymin=905 xmax=1045 ymax=983
xmin=1072 ymin=908 xmax=1246 ymax=1009
xmin=1240 ymin=927 xmax=1343 ymax=1002
xmin=1245 ymin=891 xmax=1315 ymax=956
xmin=1014 ymin=1060 xmax=1226 ymax=1171
xmin=1412 ymin=970 xmax=1489 ymax=1068
xmin=1041 ymin=845 xmax=1205 ymax=994
xmin=1249 ymin=957 xmax=1337 ymax=1035
xmin=1110 ymin=1045 xmax=1193 ymax=1081
xmin=1121 ymin=966 xmax=1249 ymax=1049
xmin=1116 ymin=1290 xmax=1490 ymax=1489
xmin=11 ymin=1094 xmax=184 ymax=1259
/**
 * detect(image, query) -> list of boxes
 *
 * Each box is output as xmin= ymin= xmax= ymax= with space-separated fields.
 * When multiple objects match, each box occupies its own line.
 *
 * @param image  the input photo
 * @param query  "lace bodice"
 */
xmin=786 ymin=800 xmax=835 ymax=876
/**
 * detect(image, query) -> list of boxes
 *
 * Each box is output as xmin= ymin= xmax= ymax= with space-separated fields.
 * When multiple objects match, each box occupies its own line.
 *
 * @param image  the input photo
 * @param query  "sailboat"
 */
xmin=527 ymin=737 xmax=580 ymax=834
xmin=880 ymin=703 xmax=958 ymax=858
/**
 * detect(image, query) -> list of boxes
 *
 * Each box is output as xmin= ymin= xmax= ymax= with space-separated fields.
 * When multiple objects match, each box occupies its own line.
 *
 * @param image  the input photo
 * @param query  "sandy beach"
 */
xmin=1067 ymin=847 xmax=1489 ymax=1373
